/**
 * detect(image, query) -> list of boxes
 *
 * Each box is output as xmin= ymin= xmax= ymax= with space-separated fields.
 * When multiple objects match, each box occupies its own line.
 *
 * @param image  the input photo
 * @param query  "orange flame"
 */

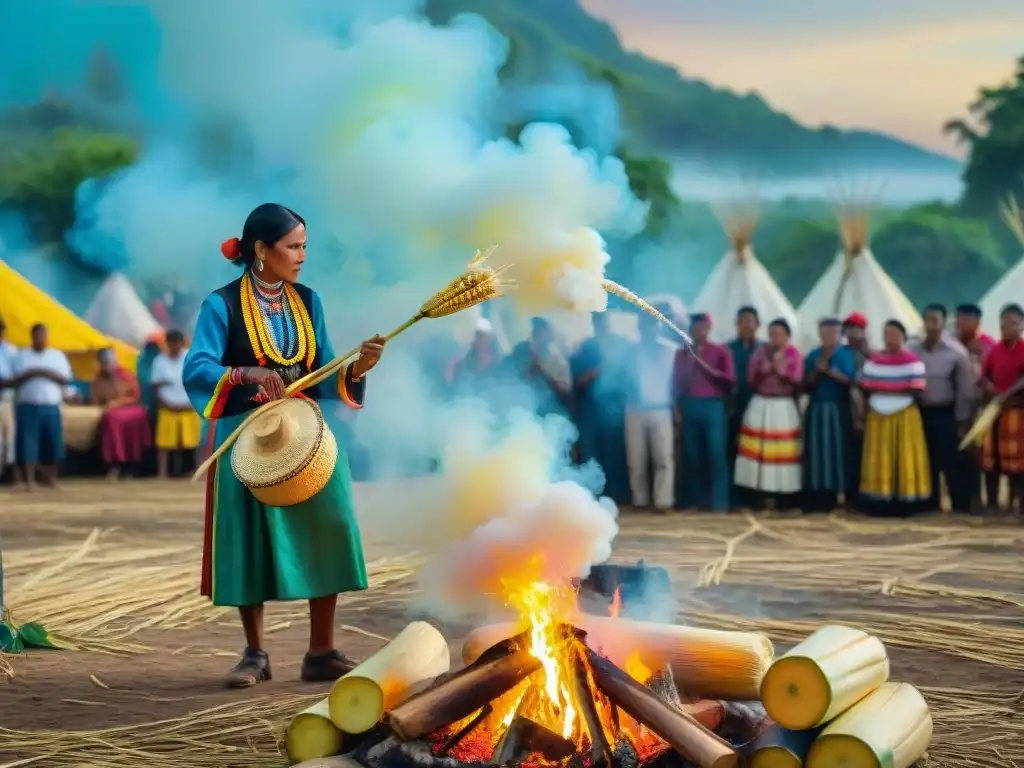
xmin=504 ymin=580 xmax=578 ymax=739
xmin=435 ymin=579 xmax=678 ymax=765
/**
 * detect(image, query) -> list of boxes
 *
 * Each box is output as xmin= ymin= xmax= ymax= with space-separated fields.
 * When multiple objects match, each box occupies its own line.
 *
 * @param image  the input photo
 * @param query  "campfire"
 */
xmin=288 ymin=564 xmax=933 ymax=768
xmin=346 ymin=580 xmax=746 ymax=768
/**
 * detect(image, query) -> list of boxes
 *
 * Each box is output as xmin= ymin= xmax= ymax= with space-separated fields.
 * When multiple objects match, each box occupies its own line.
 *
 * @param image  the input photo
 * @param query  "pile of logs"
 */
xmin=382 ymin=627 xmax=739 ymax=768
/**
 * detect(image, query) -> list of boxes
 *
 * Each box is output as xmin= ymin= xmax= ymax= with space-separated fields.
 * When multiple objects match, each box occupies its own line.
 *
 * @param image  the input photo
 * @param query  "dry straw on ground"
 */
xmin=3 ymin=528 xmax=422 ymax=655
xmin=2 ymin=491 xmax=1023 ymax=767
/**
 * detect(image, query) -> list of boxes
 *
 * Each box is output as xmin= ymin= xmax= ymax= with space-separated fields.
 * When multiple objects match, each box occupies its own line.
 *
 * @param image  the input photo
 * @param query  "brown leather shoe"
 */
xmin=300 ymin=649 xmax=360 ymax=682
xmin=225 ymin=647 xmax=272 ymax=688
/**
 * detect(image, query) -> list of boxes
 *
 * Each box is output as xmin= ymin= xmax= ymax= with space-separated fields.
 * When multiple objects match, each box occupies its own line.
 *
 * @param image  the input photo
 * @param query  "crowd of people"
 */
xmin=3 ymin=297 xmax=1024 ymax=516
xmin=0 ymin=322 xmax=201 ymax=488
xmin=438 ymin=302 xmax=1024 ymax=517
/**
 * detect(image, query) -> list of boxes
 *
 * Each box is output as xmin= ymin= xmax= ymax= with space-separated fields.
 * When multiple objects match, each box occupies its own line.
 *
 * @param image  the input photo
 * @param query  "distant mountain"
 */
xmin=425 ymin=0 xmax=959 ymax=175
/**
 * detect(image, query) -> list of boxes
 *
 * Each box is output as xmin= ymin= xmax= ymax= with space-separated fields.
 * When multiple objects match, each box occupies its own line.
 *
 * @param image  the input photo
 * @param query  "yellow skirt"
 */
xmin=860 ymin=404 xmax=931 ymax=502
xmin=155 ymin=408 xmax=202 ymax=450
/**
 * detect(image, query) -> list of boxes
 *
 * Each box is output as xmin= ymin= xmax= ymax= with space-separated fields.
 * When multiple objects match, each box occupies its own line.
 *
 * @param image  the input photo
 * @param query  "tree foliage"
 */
xmin=617 ymin=149 xmax=679 ymax=236
xmin=424 ymin=0 xmax=953 ymax=172
xmin=0 ymin=127 xmax=139 ymax=242
xmin=945 ymin=55 xmax=1024 ymax=215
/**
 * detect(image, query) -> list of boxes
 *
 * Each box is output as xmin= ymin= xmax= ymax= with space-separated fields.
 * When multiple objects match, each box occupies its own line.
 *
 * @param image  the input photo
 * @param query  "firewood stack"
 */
xmin=288 ymin=620 xmax=755 ymax=768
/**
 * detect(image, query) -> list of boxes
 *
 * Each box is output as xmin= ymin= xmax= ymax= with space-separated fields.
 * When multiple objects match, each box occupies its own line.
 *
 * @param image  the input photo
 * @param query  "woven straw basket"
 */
xmin=230 ymin=398 xmax=338 ymax=507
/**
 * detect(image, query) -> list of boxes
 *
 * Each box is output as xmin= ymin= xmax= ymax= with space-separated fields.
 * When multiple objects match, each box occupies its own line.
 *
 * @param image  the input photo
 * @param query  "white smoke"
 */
xmin=47 ymin=0 xmax=638 ymax=594
xmin=416 ymin=411 xmax=619 ymax=618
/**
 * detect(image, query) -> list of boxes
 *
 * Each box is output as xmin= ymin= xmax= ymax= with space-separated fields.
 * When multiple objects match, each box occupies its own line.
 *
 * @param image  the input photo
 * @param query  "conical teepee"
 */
xmin=692 ymin=200 xmax=797 ymax=343
xmin=84 ymin=273 xmax=162 ymax=347
xmin=796 ymin=200 xmax=921 ymax=350
xmin=979 ymin=194 xmax=1024 ymax=338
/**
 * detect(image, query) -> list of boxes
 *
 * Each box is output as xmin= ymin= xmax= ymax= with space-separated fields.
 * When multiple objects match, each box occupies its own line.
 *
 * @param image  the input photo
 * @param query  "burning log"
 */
xmin=463 ymin=616 xmax=773 ymax=700
xmin=646 ymin=664 xmax=684 ymax=709
xmin=493 ymin=715 xmax=575 ymax=765
xmin=586 ymin=648 xmax=739 ymax=768
xmin=383 ymin=643 xmax=541 ymax=741
xmin=641 ymin=663 xmax=726 ymax=731
xmin=569 ymin=643 xmax=612 ymax=767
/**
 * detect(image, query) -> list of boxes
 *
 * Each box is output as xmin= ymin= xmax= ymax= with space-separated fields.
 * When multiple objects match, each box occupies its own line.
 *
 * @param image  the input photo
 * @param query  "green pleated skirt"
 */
xmin=200 ymin=415 xmax=368 ymax=607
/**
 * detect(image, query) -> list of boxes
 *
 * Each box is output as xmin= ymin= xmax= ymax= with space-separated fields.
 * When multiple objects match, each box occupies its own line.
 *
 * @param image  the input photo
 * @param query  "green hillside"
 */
xmin=425 ymin=0 xmax=957 ymax=174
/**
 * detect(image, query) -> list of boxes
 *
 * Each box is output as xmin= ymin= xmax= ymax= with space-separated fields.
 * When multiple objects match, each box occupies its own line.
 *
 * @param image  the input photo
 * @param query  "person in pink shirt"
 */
xmin=672 ymin=313 xmax=735 ymax=510
xmin=734 ymin=318 xmax=803 ymax=506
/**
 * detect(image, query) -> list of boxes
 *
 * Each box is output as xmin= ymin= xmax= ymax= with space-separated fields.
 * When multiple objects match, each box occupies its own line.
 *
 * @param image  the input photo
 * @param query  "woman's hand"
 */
xmin=243 ymin=367 xmax=286 ymax=400
xmin=351 ymin=335 xmax=386 ymax=379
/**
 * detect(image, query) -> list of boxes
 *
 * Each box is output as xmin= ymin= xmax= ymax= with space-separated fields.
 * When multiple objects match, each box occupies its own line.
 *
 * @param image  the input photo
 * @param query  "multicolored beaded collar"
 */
xmin=239 ymin=272 xmax=316 ymax=369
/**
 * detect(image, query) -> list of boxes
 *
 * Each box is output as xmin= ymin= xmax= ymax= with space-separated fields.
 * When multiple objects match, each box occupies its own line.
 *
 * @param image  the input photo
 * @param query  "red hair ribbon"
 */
xmin=220 ymin=237 xmax=241 ymax=260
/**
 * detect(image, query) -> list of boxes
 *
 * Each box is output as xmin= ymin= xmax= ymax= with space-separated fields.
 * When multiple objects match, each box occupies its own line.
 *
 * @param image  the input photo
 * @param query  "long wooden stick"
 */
xmin=191 ymin=314 xmax=424 ymax=481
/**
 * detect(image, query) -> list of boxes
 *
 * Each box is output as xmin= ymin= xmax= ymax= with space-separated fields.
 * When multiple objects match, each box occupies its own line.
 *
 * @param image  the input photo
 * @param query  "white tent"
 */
xmin=796 ymin=202 xmax=921 ymax=351
xmin=979 ymin=195 xmax=1024 ymax=338
xmin=84 ymin=273 xmax=162 ymax=347
xmin=691 ymin=202 xmax=797 ymax=343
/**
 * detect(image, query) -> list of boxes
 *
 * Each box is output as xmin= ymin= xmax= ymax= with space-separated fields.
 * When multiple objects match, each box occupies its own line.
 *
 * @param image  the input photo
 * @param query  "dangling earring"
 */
xmin=256 ymin=258 xmax=265 ymax=272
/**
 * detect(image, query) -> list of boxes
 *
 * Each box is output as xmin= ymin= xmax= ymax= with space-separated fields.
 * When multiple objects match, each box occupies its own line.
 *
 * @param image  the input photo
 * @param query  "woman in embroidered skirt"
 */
xmin=858 ymin=320 xmax=931 ymax=515
xmin=184 ymin=203 xmax=386 ymax=688
xmin=802 ymin=318 xmax=856 ymax=512
xmin=734 ymin=318 xmax=803 ymax=508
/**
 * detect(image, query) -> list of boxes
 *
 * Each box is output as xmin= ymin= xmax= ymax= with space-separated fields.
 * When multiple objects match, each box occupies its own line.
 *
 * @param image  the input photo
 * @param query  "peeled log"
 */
xmin=329 ymin=621 xmax=451 ymax=735
xmin=287 ymin=697 xmax=343 ymax=764
xmin=383 ymin=644 xmax=541 ymax=740
xmin=760 ymin=625 xmax=888 ymax=730
xmin=463 ymin=616 xmax=773 ymax=699
xmin=806 ymin=682 xmax=932 ymax=768
xmin=587 ymin=648 xmax=738 ymax=768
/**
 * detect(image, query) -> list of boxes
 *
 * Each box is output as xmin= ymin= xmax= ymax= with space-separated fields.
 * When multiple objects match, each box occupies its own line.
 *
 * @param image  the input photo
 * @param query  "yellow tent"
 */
xmin=0 ymin=259 xmax=138 ymax=379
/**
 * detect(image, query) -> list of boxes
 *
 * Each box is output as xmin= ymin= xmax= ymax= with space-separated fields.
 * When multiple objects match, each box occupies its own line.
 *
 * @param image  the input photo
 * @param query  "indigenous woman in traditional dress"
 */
xmin=857 ymin=320 xmax=930 ymax=515
xmin=802 ymin=318 xmax=856 ymax=512
xmin=90 ymin=348 xmax=152 ymax=480
xmin=734 ymin=318 xmax=803 ymax=507
xmin=184 ymin=203 xmax=386 ymax=688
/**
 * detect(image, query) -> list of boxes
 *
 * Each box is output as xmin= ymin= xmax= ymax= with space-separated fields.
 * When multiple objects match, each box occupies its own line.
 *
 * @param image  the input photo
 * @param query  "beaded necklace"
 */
xmin=239 ymin=271 xmax=316 ymax=368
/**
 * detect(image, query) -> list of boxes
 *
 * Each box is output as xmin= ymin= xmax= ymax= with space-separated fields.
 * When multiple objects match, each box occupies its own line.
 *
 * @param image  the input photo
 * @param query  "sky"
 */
xmin=579 ymin=0 xmax=1024 ymax=158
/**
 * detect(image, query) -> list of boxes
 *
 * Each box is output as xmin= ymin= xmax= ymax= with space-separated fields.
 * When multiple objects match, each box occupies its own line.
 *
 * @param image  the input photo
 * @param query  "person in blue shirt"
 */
xmin=802 ymin=317 xmax=857 ymax=511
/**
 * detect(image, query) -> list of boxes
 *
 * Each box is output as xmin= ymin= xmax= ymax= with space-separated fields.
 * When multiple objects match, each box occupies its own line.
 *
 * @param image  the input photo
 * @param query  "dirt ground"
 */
xmin=1 ymin=480 xmax=1022 ymax=767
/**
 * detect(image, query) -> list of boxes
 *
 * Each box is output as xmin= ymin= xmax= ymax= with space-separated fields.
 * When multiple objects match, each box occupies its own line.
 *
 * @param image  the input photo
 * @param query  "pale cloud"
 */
xmin=579 ymin=1 xmax=1023 ymax=156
